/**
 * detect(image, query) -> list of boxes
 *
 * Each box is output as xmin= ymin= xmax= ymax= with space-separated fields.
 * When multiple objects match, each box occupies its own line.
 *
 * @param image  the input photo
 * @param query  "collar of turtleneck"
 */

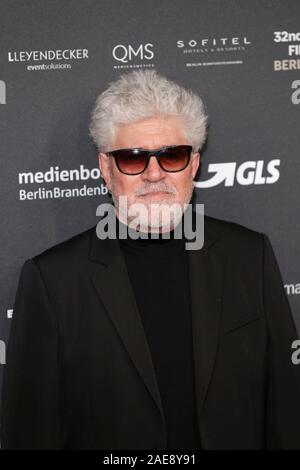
xmin=117 ymin=215 xmax=187 ymax=259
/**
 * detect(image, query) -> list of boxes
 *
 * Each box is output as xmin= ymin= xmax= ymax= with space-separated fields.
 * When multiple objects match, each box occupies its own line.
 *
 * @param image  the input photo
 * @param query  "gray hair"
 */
xmin=89 ymin=69 xmax=208 ymax=153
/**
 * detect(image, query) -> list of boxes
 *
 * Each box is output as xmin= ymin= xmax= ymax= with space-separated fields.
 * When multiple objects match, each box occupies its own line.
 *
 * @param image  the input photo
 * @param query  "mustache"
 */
xmin=135 ymin=183 xmax=177 ymax=196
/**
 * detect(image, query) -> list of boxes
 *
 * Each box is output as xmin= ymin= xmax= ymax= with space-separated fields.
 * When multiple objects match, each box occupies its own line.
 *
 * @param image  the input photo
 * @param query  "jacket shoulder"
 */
xmin=31 ymin=225 xmax=96 ymax=271
xmin=204 ymin=214 xmax=264 ymax=256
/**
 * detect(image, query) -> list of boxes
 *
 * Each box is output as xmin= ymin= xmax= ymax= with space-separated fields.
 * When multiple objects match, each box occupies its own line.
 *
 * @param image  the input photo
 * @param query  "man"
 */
xmin=1 ymin=70 xmax=300 ymax=450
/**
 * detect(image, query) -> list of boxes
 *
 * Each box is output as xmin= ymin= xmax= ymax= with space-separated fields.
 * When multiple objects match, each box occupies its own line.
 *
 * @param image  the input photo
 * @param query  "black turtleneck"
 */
xmin=118 ymin=217 xmax=201 ymax=450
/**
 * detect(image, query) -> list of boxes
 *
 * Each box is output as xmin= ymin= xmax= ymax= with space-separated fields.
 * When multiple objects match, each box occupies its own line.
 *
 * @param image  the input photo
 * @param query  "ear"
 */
xmin=98 ymin=152 xmax=112 ymax=192
xmin=191 ymin=152 xmax=200 ymax=179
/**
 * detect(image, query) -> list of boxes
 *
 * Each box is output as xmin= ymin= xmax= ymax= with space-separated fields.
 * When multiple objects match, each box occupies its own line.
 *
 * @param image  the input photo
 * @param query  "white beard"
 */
xmin=112 ymin=187 xmax=194 ymax=234
xmin=132 ymin=202 xmax=185 ymax=233
xmin=108 ymin=162 xmax=195 ymax=234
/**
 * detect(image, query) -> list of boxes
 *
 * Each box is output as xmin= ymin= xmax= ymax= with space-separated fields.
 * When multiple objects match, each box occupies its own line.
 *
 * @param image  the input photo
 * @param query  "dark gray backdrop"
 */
xmin=0 ymin=0 xmax=300 ymax=409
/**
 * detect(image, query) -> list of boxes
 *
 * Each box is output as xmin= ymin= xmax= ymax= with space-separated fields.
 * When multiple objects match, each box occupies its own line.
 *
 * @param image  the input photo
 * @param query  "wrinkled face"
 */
xmin=98 ymin=116 xmax=200 ymax=233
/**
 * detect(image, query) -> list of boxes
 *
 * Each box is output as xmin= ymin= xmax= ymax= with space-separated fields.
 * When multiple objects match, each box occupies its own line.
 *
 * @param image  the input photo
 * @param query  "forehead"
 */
xmin=111 ymin=115 xmax=187 ymax=150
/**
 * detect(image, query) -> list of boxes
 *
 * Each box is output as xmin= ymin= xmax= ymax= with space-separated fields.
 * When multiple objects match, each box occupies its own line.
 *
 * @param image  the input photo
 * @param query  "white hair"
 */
xmin=89 ymin=69 xmax=208 ymax=152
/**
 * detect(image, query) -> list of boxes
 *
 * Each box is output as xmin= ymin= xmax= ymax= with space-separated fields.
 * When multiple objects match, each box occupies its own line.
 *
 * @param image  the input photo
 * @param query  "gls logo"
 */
xmin=291 ymin=80 xmax=300 ymax=104
xmin=0 ymin=80 xmax=6 ymax=104
xmin=112 ymin=43 xmax=154 ymax=63
xmin=195 ymin=159 xmax=280 ymax=188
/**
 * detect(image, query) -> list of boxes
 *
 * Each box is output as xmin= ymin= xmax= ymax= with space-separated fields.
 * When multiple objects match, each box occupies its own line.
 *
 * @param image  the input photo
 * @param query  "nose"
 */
xmin=142 ymin=154 xmax=165 ymax=181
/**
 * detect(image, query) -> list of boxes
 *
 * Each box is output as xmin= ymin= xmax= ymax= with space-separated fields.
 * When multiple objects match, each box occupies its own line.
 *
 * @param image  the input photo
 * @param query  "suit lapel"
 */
xmin=89 ymin=233 xmax=165 ymax=421
xmin=188 ymin=229 xmax=226 ymax=419
xmin=88 ymin=212 xmax=226 ymax=432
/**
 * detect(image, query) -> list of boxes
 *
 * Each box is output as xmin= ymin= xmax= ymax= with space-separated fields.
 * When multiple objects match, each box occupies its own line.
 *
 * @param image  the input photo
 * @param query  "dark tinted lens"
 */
xmin=114 ymin=149 xmax=148 ymax=174
xmin=159 ymin=146 xmax=191 ymax=171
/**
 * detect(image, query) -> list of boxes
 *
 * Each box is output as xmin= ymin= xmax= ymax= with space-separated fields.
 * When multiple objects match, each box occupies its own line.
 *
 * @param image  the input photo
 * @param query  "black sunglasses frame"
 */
xmin=106 ymin=145 xmax=193 ymax=175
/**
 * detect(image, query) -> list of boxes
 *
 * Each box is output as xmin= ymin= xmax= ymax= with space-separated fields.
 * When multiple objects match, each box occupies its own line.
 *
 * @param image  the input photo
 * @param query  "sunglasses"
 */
xmin=106 ymin=145 xmax=193 ymax=175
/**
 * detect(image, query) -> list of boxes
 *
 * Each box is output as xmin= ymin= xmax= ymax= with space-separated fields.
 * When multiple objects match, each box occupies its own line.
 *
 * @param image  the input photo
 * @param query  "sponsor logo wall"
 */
xmin=0 ymin=0 xmax=299 ymax=407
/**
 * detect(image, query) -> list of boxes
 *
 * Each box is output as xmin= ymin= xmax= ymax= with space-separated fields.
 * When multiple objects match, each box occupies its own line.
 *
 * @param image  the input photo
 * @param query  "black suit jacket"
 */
xmin=1 ymin=214 xmax=300 ymax=449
